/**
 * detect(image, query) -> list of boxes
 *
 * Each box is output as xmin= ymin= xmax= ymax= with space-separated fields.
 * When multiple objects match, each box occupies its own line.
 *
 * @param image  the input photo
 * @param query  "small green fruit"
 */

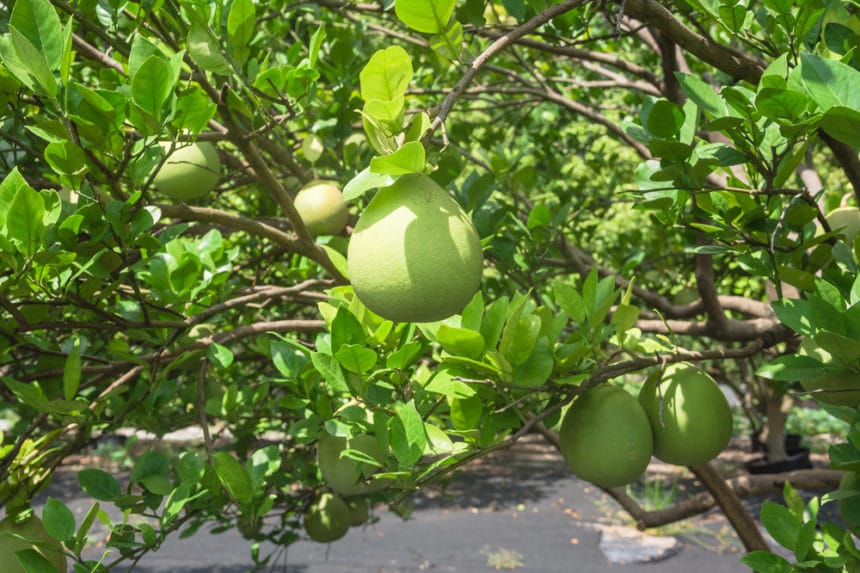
xmin=304 ymin=493 xmax=350 ymax=543
xmin=317 ymin=432 xmax=388 ymax=496
xmin=153 ymin=141 xmax=221 ymax=201
xmin=345 ymin=497 xmax=370 ymax=526
xmin=294 ymin=181 xmax=349 ymax=236
xmin=347 ymin=174 xmax=483 ymax=323
xmin=558 ymin=385 xmax=653 ymax=488
xmin=825 ymin=206 xmax=860 ymax=245
xmin=0 ymin=514 xmax=67 ymax=573
xmin=638 ymin=363 xmax=733 ymax=466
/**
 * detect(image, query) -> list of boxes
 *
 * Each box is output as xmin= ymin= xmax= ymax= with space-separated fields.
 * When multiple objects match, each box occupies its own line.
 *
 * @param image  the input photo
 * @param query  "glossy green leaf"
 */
xmin=369 ymin=141 xmax=426 ymax=175
xmin=9 ymin=0 xmax=63 ymax=70
xmin=760 ymin=501 xmax=800 ymax=550
xmin=42 ymin=497 xmax=76 ymax=541
xmin=62 ymin=336 xmax=82 ymax=400
xmin=359 ymin=46 xmax=413 ymax=102
xmin=499 ymin=314 xmax=541 ymax=366
xmin=131 ymin=55 xmax=173 ymax=119
xmin=675 ymin=72 xmax=726 ymax=118
xmin=821 ymin=105 xmax=860 ymax=148
xmin=799 ymin=53 xmax=860 ymax=112
xmin=390 ymin=400 xmax=426 ymax=468
xmin=425 ymin=367 xmax=477 ymax=398
xmin=187 ymin=24 xmax=232 ymax=75
xmin=739 ymin=551 xmax=792 ymax=573
xmin=44 ymin=140 xmax=87 ymax=176
xmin=208 ymin=343 xmax=234 ymax=369
xmin=513 ymin=338 xmax=553 ymax=388
xmin=395 ymin=0 xmax=456 ymax=33
xmin=9 ymin=26 xmax=57 ymax=97
xmin=78 ymin=468 xmax=122 ymax=501
xmin=755 ymin=355 xmax=826 ymax=381
xmin=429 ymin=20 xmax=463 ymax=60
xmin=227 ymin=0 xmax=256 ymax=53
xmin=335 ymin=344 xmax=378 ymax=374
xmin=7 ymin=184 xmax=45 ymax=256
xmin=343 ymin=167 xmax=397 ymax=202
xmin=213 ymin=451 xmax=254 ymax=506
xmin=436 ymin=324 xmax=485 ymax=359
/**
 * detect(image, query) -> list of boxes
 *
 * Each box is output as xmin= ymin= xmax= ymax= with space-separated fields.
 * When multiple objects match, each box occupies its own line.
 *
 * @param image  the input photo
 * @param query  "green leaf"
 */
xmin=311 ymin=352 xmax=349 ymax=392
xmin=9 ymin=26 xmax=57 ymax=97
xmin=140 ymin=474 xmax=173 ymax=495
xmin=436 ymin=324 xmax=486 ymax=359
xmin=213 ymin=451 xmax=254 ymax=506
xmin=390 ymin=400 xmax=426 ymax=468
xmin=6 ymin=184 xmax=45 ymax=256
xmin=429 ymin=20 xmax=463 ymax=61
xmin=9 ymin=0 xmax=63 ymax=70
xmin=42 ymin=497 xmax=76 ymax=540
xmin=44 ymin=140 xmax=87 ymax=176
xmin=227 ymin=0 xmax=256 ymax=54
xmin=425 ymin=367 xmax=477 ymax=398
xmin=646 ymin=100 xmax=685 ymax=139
xmin=343 ymin=167 xmax=397 ymax=201
xmin=62 ymin=336 xmax=82 ymax=400
xmin=370 ymin=141 xmax=426 ymax=175
xmin=359 ymin=46 xmax=413 ymax=102
xmin=131 ymin=55 xmax=173 ymax=119
xmin=755 ymin=88 xmax=810 ymax=121
xmin=799 ymin=53 xmax=860 ymax=112
xmin=177 ymin=452 xmax=205 ymax=484
xmin=739 ymin=551 xmax=792 ymax=573
xmin=331 ymin=305 xmax=367 ymax=348
xmin=513 ymin=338 xmax=553 ymax=388
xmin=755 ymin=355 xmax=826 ymax=381
xmin=760 ymin=501 xmax=800 ymax=550
xmin=308 ymin=25 xmax=326 ymax=68
xmin=78 ymin=469 xmax=122 ymax=501
xmin=675 ymin=72 xmax=726 ymax=118
xmin=208 ymin=343 xmax=234 ymax=369
xmin=335 ymin=344 xmax=378 ymax=374
xmin=14 ymin=549 xmax=59 ymax=573
xmin=821 ymin=105 xmax=860 ymax=148
xmin=499 ymin=314 xmax=541 ymax=366
xmin=187 ymin=24 xmax=232 ymax=75
xmin=395 ymin=0 xmax=456 ymax=33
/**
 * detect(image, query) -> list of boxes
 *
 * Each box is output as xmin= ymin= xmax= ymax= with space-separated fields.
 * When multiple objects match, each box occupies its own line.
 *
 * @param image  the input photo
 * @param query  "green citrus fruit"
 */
xmin=0 ymin=514 xmax=67 ymax=573
xmin=303 ymin=493 xmax=350 ymax=543
xmin=347 ymin=174 xmax=483 ymax=323
xmin=638 ymin=363 xmax=733 ymax=466
xmin=294 ymin=181 xmax=349 ymax=236
xmin=345 ymin=497 xmax=370 ymax=526
xmin=317 ymin=432 xmax=388 ymax=496
xmin=153 ymin=141 xmax=221 ymax=201
xmin=558 ymin=385 xmax=653 ymax=488
xmin=825 ymin=206 xmax=860 ymax=245
xmin=838 ymin=471 xmax=860 ymax=536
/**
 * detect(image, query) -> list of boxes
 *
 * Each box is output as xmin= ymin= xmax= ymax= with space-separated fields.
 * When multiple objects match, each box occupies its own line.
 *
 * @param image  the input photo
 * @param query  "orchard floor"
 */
xmin=34 ymin=433 xmax=828 ymax=573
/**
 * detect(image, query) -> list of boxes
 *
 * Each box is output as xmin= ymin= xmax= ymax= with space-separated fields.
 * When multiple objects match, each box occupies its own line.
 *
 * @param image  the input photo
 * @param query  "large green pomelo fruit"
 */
xmin=294 ymin=181 xmax=349 ymax=236
xmin=558 ymin=385 xmax=653 ymax=488
xmin=825 ymin=206 xmax=860 ymax=245
xmin=317 ymin=432 xmax=389 ymax=496
xmin=0 ymin=515 xmax=67 ymax=573
xmin=153 ymin=141 xmax=221 ymax=201
xmin=304 ymin=493 xmax=351 ymax=543
xmin=347 ymin=174 xmax=483 ymax=323
xmin=345 ymin=497 xmax=370 ymax=526
xmin=838 ymin=471 xmax=860 ymax=536
xmin=638 ymin=363 xmax=733 ymax=466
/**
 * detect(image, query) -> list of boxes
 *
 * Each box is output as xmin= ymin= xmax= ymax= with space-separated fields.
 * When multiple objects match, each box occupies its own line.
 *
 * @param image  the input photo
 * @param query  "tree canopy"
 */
xmin=1 ymin=0 xmax=860 ymax=571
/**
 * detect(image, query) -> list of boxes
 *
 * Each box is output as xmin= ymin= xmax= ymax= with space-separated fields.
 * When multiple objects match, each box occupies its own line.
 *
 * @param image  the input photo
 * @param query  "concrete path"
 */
xmin=41 ymin=436 xmax=750 ymax=572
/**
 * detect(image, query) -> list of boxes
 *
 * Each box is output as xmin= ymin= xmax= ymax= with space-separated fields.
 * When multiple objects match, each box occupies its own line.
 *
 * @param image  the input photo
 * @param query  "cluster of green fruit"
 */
xmin=153 ymin=141 xmax=483 ymax=323
xmin=0 ymin=513 xmax=67 ymax=573
xmin=303 ymin=431 xmax=387 ymax=543
xmin=558 ymin=363 xmax=734 ymax=488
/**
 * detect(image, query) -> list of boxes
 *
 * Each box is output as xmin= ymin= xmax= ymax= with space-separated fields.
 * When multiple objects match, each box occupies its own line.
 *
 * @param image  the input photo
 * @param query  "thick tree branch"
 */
xmin=604 ymin=469 xmax=842 ymax=530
